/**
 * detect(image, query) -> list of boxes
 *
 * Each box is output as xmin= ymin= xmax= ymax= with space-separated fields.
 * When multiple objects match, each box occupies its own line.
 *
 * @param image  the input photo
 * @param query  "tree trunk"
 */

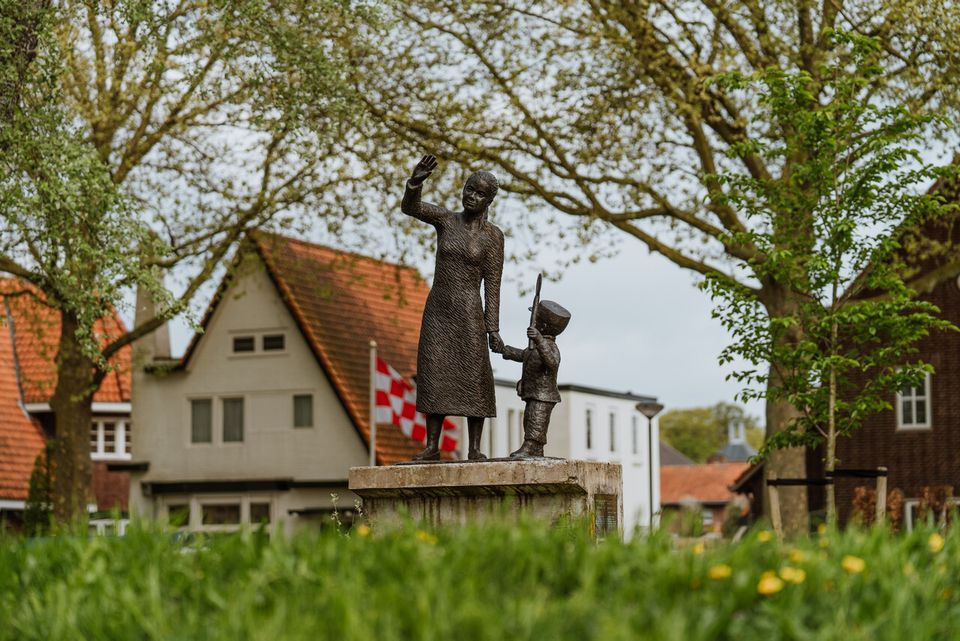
xmin=763 ymin=287 xmax=810 ymax=536
xmin=49 ymin=309 xmax=96 ymax=527
xmin=765 ymin=368 xmax=810 ymax=536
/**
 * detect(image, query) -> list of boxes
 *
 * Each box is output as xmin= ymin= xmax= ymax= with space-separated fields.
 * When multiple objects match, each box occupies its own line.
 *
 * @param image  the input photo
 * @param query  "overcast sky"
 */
xmin=488 ymin=244 xmax=765 ymax=422
xmin=163 ymin=227 xmax=765 ymax=423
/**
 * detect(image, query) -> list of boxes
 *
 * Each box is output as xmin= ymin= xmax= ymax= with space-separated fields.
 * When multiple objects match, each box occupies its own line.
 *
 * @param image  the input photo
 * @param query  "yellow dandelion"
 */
xmin=757 ymin=571 xmax=784 ymax=595
xmin=757 ymin=530 xmax=773 ymax=542
xmin=788 ymin=548 xmax=808 ymax=563
xmin=817 ymin=523 xmax=828 ymax=535
xmin=841 ymin=555 xmax=866 ymax=574
xmin=415 ymin=530 xmax=438 ymax=545
xmin=779 ymin=566 xmax=806 ymax=584
xmin=708 ymin=564 xmax=732 ymax=580
xmin=929 ymin=532 xmax=945 ymax=554
xmin=356 ymin=524 xmax=371 ymax=537
xmin=692 ymin=542 xmax=705 ymax=555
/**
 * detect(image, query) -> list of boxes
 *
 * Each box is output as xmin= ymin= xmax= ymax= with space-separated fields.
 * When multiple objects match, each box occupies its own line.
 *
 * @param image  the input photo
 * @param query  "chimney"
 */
xmin=133 ymin=280 xmax=171 ymax=362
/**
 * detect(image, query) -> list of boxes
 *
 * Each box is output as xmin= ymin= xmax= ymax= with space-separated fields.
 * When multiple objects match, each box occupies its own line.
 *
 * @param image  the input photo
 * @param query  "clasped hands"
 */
xmin=488 ymin=328 xmax=541 ymax=354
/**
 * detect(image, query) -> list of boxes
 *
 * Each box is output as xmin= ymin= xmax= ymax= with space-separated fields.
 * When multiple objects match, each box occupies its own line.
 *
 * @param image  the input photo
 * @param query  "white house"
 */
xmin=124 ymin=233 xmax=433 ymax=535
xmin=479 ymin=380 xmax=662 ymax=535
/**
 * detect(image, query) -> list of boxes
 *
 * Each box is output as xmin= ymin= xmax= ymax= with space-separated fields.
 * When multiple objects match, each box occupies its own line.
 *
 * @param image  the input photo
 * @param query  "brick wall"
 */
xmin=91 ymin=462 xmax=130 ymax=513
xmin=832 ymin=275 xmax=960 ymax=522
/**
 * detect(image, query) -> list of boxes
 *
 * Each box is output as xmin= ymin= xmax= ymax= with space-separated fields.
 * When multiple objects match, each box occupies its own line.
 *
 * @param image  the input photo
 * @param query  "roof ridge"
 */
xmin=253 ymin=231 xmax=427 ymax=281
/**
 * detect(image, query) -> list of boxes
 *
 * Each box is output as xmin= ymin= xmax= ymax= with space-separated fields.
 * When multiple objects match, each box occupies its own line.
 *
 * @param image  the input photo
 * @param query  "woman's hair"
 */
xmin=467 ymin=170 xmax=499 ymax=200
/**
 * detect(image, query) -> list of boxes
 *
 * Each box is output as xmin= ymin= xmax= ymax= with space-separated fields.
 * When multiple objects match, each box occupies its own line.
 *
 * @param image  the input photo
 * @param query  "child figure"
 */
xmin=500 ymin=300 xmax=571 ymax=458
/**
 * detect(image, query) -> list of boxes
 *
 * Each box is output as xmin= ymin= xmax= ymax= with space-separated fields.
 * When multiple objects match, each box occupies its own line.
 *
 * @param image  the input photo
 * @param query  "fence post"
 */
xmin=875 ymin=466 xmax=888 ymax=523
xmin=768 ymin=472 xmax=783 ymax=539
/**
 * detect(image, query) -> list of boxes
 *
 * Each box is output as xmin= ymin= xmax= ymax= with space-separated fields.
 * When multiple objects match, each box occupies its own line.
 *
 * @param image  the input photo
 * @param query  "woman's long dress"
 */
xmin=402 ymin=181 xmax=504 ymax=417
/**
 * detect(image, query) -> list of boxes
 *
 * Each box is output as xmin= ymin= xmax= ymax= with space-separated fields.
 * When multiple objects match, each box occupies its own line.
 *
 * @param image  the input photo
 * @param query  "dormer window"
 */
xmin=233 ymin=336 xmax=255 ymax=353
xmin=263 ymin=334 xmax=285 ymax=351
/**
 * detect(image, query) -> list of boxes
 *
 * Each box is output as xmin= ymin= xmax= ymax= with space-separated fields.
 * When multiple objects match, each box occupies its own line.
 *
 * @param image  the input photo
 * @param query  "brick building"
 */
xmin=0 ymin=281 xmax=132 ymax=530
xmin=733 ymin=179 xmax=960 ymax=528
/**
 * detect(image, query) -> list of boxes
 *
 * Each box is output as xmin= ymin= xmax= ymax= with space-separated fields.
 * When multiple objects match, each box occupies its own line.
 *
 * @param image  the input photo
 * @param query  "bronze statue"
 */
xmin=402 ymin=154 xmax=504 ymax=461
xmin=500 ymin=299 xmax=571 ymax=458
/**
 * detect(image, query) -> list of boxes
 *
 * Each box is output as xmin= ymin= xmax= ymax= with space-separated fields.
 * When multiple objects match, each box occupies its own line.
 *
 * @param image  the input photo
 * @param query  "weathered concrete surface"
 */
xmin=349 ymin=459 xmax=622 ymax=536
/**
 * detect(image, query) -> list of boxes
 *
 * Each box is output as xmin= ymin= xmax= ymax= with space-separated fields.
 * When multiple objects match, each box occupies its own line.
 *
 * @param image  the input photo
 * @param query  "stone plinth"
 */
xmin=349 ymin=459 xmax=622 ymax=537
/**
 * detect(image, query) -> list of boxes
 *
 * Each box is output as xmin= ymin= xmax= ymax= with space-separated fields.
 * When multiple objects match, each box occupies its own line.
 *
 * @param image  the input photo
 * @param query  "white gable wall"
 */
xmin=130 ymin=255 xmax=369 ymax=531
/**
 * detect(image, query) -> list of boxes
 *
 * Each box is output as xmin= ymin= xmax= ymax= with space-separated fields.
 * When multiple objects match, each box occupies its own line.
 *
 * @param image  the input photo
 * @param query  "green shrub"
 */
xmin=0 ymin=520 xmax=958 ymax=640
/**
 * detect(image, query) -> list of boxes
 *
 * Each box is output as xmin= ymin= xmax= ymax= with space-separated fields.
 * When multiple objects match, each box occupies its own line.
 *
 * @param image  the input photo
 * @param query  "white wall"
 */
xmin=131 ymin=255 xmax=369 ymax=527
xmin=490 ymin=381 xmax=660 ymax=535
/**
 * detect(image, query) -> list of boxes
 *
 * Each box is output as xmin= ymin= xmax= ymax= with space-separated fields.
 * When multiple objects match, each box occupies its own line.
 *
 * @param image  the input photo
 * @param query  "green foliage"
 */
xmin=660 ymin=402 xmax=763 ymax=463
xmin=705 ymin=32 xmax=958 ymax=456
xmin=1 ymin=520 xmax=959 ymax=640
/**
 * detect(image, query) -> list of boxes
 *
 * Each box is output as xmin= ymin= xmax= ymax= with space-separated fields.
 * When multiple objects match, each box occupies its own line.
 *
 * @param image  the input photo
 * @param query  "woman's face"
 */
xmin=462 ymin=176 xmax=495 ymax=215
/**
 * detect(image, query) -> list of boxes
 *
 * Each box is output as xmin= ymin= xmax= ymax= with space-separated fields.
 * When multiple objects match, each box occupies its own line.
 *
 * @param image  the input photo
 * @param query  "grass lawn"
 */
xmin=1 ymin=520 xmax=957 ymax=640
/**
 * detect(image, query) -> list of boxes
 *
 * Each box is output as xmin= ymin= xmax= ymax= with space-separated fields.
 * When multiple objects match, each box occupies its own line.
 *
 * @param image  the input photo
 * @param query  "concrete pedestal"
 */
xmin=349 ymin=459 xmax=622 ymax=537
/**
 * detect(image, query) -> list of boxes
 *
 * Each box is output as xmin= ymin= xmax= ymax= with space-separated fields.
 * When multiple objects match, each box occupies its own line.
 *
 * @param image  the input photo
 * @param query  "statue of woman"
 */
xmin=401 ymin=154 xmax=505 ymax=461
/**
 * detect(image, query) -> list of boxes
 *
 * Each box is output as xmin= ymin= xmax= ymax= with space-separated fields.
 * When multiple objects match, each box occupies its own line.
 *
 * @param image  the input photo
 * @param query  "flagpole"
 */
xmin=369 ymin=339 xmax=378 ymax=467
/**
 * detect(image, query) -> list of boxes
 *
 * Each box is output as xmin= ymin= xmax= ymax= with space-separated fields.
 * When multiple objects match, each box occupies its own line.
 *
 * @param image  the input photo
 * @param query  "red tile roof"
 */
xmin=0 ymin=279 xmax=132 ymax=502
xmin=0 ymin=307 xmax=45 ymax=501
xmin=180 ymin=233 xmax=427 ymax=466
xmin=1 ymin=280 xmax=131 ymax=404
xmin=660 ymin=462 xmax=750 ymax=506
xmin=255 ymin=234 xmax=435 ymax=465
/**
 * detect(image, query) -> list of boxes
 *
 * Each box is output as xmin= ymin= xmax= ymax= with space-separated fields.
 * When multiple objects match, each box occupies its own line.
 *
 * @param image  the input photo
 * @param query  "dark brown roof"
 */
xmin=659 ymin=441 xmax=694 ymax=466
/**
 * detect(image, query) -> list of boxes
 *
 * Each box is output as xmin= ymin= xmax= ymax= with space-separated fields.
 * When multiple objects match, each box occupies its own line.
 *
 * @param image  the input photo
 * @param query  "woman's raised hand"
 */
xmin=410 ymin=154 xmax=437 ymax=186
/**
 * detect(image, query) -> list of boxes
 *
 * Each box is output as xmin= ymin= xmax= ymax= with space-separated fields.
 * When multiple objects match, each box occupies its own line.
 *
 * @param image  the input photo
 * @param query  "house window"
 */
xmin=202 ymin=503 xmax=241 ymax=525
xmin=191 ymin=399 xmax=213 ymax=443
xmin=632 ymin=415 xmax=639 ymax=455
xmin=250 ymin=502 xmax=271 ymax=524
xmin=222 ymin=398 xmax=244 ymax=442
xmin=897 ymin=373 xmax=931 ymax=430
xmin=586 ymin=409 xmax=593 ymax=450
xmin=232 ymin=336 xmax=255 ymax=353
xmin=263 ymin=334 xmax=285 ymax=351
xmin=609 ymin=412 xmax=616 ymax=452
xmin=293 ymin=394 xmax=313 ymax=428
xmin=702 ymin=510 xmax=715 ymax=528
xmin=90 ymin=419 xmax=131 ymax=459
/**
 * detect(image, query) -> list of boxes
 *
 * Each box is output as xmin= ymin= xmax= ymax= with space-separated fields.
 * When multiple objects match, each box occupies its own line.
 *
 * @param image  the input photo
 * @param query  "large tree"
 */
xmin=0 ymin=0 xmax=374 ymax=525
xmin=351 ymin=0 xmax=960 ymax=533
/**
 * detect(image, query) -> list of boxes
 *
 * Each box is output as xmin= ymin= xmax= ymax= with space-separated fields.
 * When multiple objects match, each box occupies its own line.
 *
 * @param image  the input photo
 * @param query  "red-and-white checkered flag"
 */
xmin=374 ymin=357 xmax=458 ymax=452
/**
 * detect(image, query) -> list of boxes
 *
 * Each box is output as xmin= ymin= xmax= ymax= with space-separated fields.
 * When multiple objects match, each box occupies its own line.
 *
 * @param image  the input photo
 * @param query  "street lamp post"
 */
xmin=636 ymin=400 xmax=664 ymax=531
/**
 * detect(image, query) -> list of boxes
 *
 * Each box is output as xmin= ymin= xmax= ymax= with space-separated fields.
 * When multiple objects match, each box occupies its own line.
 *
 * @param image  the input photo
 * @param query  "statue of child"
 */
xmin=499 ymin=300 xmax=571 ymax=458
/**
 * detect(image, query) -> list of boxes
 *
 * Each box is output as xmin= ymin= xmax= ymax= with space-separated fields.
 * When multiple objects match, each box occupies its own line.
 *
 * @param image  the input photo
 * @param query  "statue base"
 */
xmin=348 ymin=459 xmax=622 ymax=538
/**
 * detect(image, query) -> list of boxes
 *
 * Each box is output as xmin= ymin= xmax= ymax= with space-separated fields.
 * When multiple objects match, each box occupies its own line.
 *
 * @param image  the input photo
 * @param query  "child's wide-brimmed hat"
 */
xmin=532 ymin=300 xmax=571 ymax=336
